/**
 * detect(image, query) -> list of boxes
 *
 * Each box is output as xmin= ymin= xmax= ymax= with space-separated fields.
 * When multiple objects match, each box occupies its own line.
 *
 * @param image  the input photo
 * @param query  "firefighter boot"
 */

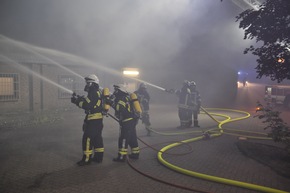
xmin=128 ymin=153 xmax=139 ymax=160
xmin=194 ymin=120 xmax=200 ymax=128
xmin=77 ymin=155 xmax=92 ymax=166
xmin=187 ymin=120 xmax=193 ymax=128
xmin=113 ymin=154 xmax=126 ymax=162
xmin=92 ymin=152 xmax=103 ymax=163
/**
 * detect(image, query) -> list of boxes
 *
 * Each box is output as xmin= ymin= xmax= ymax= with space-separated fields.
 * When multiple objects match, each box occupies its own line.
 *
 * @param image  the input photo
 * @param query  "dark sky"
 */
xmin=0 ymin=0 xmax=259 ymax=92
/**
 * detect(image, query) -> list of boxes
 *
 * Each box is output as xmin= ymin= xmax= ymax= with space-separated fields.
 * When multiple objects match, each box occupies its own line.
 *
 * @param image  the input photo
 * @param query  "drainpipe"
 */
xmin=28 ymin=64 xmax=33 ymax=112
xmin=40 ymin=64 xmax=43 ymax=110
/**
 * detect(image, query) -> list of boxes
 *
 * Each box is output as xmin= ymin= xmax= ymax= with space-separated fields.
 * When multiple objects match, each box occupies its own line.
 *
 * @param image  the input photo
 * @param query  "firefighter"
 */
xmin=71 ymin=74 xmax=104 ymax=166
xmin=188 ymin=81 xmax=201 ymax=127
xmin=134 ymin=82 xmax=152 ymax=136
xmin=110 ymin=84 xmax=140 ymax=162
xmin=166 ymin=80 xmax=192 ymax=129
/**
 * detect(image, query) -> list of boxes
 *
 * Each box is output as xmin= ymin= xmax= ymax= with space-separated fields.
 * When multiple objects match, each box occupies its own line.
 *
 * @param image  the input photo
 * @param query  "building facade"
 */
xmin=0 ymin=37 xmax=101 ymax=113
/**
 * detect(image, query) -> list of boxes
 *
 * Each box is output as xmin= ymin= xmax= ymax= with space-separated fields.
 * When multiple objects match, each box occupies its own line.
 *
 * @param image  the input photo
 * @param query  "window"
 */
xmin=58 ymin=75 xmax=85 ymax=98
xmin=0 ymin=73 xmax=19 ymax=101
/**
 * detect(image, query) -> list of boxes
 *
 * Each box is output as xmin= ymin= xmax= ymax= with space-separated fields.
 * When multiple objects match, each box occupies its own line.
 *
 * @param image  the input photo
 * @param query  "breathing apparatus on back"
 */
xmin=113 ymin=84 xmax=142 ymax=117
xmin=130 ymin=92 xmax=142 ymax=116
xmin=102 ymin=87 xmax=111 ymax=113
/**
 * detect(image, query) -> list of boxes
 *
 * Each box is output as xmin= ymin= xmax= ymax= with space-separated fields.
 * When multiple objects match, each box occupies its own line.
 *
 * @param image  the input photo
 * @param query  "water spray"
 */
xmin=1 ymin=34 xmax=166 ymax=92
xmin=0 ymin=54 xmax=73 ymax=94
xmin=0 ymin=34 xmax=182 ymax=95
xmin=130 ymin=77 xmax=166 ymax=91
xmin=0 ymin=34 xmax=83 ymax=79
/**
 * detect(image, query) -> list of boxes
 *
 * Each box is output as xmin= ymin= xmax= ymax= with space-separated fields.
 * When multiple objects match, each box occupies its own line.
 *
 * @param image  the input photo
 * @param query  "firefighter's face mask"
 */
xmin=113 ymin=88 xmax=120 ymax=96
xmin=84 ymin=82 xmax=92 ymax=92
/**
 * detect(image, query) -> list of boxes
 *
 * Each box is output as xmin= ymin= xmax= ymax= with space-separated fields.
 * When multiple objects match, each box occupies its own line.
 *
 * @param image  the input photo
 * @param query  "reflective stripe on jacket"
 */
xmin=78 ymin=88 xmax=103 ymax=120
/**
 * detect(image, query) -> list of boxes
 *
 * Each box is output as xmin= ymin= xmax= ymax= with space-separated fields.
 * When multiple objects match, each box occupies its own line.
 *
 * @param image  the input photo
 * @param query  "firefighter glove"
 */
xmin=102 ymin=110 xmax=108 ymax=116
xmin=71 ymin=96 xmax=77 ymax=104
xmin=165 ymin=89 xmax=175 ymax=94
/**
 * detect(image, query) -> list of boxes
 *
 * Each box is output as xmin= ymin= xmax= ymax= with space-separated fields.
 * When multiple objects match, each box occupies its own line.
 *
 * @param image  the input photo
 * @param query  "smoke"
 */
xmin=0 ymin=0 xmax=258 ymax=105
xmin=57 ymin=0 xmax=195 ymax=66
xmin=0 ymin=0 xmax=252 ymax=67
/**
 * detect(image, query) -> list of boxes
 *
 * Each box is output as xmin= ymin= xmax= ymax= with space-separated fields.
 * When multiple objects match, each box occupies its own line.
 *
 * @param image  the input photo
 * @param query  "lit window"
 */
xmin=0 ymin=73 xmax=19 ymax=101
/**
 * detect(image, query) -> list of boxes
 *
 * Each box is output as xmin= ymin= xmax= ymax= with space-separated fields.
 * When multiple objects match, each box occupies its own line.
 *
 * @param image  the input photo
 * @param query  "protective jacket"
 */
xmin=134 ymin=87 xmax=151 ymax=135
xmin=77 ymin=88 xmax=103 ymax=120
xmin=114 ymin=93 xmax=135 ymax=123
xmin=188 ymin=90 xmax=201 ymax=111
xmin=134 ymin=88 xmax=150 ymax=111
xmin=175 ymin=86 xmax=191 ymax=109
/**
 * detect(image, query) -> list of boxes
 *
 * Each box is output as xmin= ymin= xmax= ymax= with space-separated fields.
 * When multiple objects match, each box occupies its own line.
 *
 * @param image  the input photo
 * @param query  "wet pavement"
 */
xmin=0 ymin=102 xmax=290 ymax=193
xmin=0 ymin=84 xmax=290 ymax=193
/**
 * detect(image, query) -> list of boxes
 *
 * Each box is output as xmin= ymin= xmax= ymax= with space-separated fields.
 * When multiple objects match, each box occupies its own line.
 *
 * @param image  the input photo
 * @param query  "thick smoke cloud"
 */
xmin=0 ymin=0 xmax=257 ymax=105
xmin=0 ymin=0 xmax=253 ymax=66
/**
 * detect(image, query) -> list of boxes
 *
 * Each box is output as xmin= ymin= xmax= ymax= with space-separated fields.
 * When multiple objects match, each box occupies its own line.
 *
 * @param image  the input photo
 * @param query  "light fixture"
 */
xmin=122 ymin=68 xmax=139 ymax=77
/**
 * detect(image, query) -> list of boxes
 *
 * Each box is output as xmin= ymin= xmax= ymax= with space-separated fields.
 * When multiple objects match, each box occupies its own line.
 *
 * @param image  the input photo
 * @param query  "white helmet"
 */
xmin=113 ymin=84 xmax=127 ymax=93
xmin=85 ymin=74 xmax=99 ymax=84
xmin=189 ymin=81 xmax=196 ymax=86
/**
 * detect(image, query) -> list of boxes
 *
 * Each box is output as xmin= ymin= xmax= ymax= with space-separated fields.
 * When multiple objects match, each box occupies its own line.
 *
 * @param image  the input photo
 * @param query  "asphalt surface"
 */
xmin=1 ymin=83 xmax=290 ymax=193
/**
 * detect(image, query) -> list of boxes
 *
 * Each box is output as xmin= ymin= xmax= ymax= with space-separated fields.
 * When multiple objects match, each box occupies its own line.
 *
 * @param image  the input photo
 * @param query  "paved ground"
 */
xmin=0 ymin=102 xmax=290 ymax=193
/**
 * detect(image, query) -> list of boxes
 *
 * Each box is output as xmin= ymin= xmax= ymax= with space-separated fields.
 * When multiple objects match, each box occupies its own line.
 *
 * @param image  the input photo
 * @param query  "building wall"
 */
xmin=41 ymin=64 xmax=92 ymax=111
xmin=0 ymin=62 xmax=98 ymax=113
xmin=0 ymin=62 xmax=30 ymax=113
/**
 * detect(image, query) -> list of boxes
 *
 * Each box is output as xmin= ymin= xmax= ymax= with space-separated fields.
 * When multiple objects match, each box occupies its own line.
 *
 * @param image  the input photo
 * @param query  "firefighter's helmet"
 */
xmin=113 ymin=84 xmax=128 ymax=94
xmin=139 ymin=82 xmax=147 ymax=89
xmin=189 ymin=81 xmax=196 ymax=86
xmin=85 ymin=74 xmax=99 ymax=85
xmin=183 ymin=80 xmax=190 ymax=87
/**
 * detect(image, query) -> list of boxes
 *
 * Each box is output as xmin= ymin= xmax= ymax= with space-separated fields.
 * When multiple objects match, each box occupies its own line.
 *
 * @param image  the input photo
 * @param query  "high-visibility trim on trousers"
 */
xmin=84 ymin=137 xmax=92 ymax=161
xmin=119 ymin=148 xmax=128 ymax=155
xmin=131 ymin=147 xmax=140 ymax=154
xmin=94 ymin=147 xmax=104 ymax=153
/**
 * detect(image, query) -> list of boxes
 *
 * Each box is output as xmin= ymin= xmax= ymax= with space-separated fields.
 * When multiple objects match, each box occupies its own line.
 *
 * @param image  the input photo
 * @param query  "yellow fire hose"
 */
xmin=156 ymin=108 xmax=288 ymax=193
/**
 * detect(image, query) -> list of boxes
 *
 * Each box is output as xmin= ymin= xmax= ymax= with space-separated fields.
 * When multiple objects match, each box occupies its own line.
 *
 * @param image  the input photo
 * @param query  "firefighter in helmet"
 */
xmin=188 ymin=81 xmax=201 ymax=127
xmin=71 ymin=74 xmax=104 ymax=166
xmin=111 ymin=84 xmax=140 ymax=162
xmin=166 ymin=80 xmax=192 ymax=129
xmin=134 ymin=82 xmax=152 ymax=136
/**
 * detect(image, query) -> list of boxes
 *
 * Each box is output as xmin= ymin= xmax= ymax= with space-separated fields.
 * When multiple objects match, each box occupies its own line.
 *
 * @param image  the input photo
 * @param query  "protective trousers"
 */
xmin=82 ymin=119 xmax=104 ymax=162
xmin=117 ymin=119 xmax=140 ymax=160
xmin=189 ymin=110 xmax=199 ymax=127
xmin=141 ymin=111 xmax=151 ymax=136
xmin=178 ymin=107 xmax=191 ymax=128
xmin=141 ymin=111 xmax=151 ymax=127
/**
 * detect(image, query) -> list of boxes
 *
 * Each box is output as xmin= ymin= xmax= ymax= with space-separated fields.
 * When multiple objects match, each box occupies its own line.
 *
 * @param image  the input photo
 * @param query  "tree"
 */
xmin=255 ymin=102 xmax=290 ymax=154
xmin=236 ymin=0 xmax=290 ymax=83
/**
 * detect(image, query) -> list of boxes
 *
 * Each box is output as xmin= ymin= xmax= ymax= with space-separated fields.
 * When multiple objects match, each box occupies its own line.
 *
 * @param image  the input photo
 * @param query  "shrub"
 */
xmin=255 ymin=101 xmax=290 ymax=154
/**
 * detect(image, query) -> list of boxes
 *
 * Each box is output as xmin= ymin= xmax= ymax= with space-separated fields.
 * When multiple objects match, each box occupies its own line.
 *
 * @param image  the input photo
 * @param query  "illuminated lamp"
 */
xmin=123 ymin=68 xmax=139 ymax=77
xmin=278 ymin=58 xmax=285 ymax=63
